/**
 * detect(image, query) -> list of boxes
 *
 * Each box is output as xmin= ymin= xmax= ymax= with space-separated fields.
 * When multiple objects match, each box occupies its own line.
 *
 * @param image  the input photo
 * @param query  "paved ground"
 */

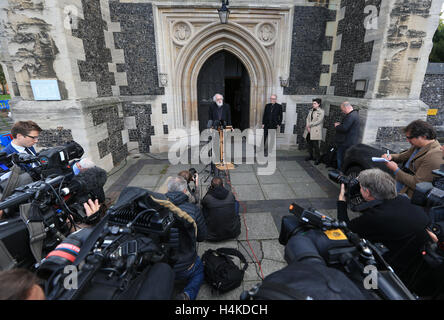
xmin=103 ymin=147 xmax=350 ymax=300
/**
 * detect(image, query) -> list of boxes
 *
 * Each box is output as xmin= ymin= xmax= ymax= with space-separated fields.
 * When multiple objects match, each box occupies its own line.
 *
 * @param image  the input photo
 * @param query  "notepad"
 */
xmin=371 ymin=157 xmax=389 ymax=163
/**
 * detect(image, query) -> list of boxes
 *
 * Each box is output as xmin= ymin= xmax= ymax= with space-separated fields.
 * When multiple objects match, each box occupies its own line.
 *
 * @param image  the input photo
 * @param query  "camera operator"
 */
xmin=381 ymin=120 xmax=443 ymax=198
xmin=201 ymin=177 xmax=240 ymax=242
xmin=3 ymin=121 xmax=42 ymax=157
xmin=65 ymin=164 xmax=108 ymax=232
xmin=337 ymin=168 xmax=432 ymax=284
xmin=67 ymin=198 xmax=102 ymax=233
xmin=166 ymin=176 xmax=207 ymax=300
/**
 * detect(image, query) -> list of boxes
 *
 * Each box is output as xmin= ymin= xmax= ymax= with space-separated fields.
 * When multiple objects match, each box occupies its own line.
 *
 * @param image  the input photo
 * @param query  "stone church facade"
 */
xmin=0 ymin=0 xmax=442 ymax=171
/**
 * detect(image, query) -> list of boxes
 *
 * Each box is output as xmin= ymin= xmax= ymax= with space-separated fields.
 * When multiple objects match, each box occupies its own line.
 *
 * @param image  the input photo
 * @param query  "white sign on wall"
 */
xmin=30 ymin=79 xmax=61 ymax=100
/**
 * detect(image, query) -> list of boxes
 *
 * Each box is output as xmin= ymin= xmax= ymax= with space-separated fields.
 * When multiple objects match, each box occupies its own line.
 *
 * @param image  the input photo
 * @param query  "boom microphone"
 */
xmin=61 ymin=167 xmax=107 ymax=201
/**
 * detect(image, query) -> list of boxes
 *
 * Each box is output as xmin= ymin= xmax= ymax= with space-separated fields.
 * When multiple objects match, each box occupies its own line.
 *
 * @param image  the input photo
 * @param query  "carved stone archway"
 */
xmin=174 ymin=22 xmax=274 ymax=129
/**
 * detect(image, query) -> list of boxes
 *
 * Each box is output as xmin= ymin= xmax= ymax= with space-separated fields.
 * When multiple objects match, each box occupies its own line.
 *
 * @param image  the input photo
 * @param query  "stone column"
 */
xmin=0 ymin=0 xmax=127 ymax=171
xmin=359 ymin=0 xmax=443 ymax=150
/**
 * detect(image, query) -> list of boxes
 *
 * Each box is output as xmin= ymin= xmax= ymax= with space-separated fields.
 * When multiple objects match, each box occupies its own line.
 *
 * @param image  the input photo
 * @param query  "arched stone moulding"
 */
xmin=174 ymin=22 xmax=274 ymax=129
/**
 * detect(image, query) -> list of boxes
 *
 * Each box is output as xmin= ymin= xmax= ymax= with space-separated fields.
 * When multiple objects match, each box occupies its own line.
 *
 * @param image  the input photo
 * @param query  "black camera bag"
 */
xmin=320 ymin=146 xmax=337 ymax=169
xmin=202 ymin=247 xmax=248 ymax=294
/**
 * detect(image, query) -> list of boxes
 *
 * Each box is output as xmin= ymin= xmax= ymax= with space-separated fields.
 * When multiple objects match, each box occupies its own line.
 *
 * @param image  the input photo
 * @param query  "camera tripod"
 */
xmin=201 ymin=135 xmax=219 ymax=183
xmin=202 ymin=160 xmax=218 ymax=183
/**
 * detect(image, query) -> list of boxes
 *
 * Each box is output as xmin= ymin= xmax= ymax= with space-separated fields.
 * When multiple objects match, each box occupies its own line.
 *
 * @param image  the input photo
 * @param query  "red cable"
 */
xmin=223 ymin=166 xmax=265 ymax=280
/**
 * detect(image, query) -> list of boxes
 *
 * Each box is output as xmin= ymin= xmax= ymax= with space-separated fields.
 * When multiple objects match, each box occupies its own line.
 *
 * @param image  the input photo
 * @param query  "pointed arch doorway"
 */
xmin=174 ymin=23 xmax=273 ymax=132
xmin=197 ymin=50 xmax=250 ymax=132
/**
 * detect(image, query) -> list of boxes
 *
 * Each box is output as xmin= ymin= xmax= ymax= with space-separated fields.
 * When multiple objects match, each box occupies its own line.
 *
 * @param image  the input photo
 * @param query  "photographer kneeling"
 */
xmin=337 ymin=168 xmax=432 ymax=286
xmin=158 ymin=169 xmax=199 ymax=205
xmin=178 ymin=170 xmax=199 ymax=204
xmin=166 ymin=176 xmax=207 ymax=300
xmin=202 ymin=177 xmax=240 ymax=242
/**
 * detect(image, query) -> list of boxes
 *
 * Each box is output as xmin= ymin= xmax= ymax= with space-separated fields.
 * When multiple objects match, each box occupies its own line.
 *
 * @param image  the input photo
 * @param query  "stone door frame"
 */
xmin=175 ymin=22 xmax=273 ymax=129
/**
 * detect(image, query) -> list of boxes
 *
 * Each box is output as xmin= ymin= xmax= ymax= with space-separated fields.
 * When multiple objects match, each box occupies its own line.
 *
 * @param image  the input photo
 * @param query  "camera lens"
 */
xmin=328 ymin=170 xmax=350 ymax=185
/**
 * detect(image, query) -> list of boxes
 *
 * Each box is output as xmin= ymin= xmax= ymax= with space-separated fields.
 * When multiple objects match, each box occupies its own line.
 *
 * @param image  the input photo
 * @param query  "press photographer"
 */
xmin=37 ymin=187 xmax=183 ymax=300
xmin=0 ymin=140 xmax=85 ymax=190
xmin=404 ymin=164 xmax=444 ymax=297
xmin=201 ymin=176 xmax=240 ymax=242
xmin=0 ymin=153 xmax=107 ymax=271
xmin=178 ymin=169 xmax=199 ymax=204
xmin=242 ymin=204 xmax=416 ymax=300
xmin=336 ymin=168 xmax=433 ymax=292
xmin=165 ymin=176 xmax=207 ymax=300
xmin=158 ymin=168 xmax=199 ymax=204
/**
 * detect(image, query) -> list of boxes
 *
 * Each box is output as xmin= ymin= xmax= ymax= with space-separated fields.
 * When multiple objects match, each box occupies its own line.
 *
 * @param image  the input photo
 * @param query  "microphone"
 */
xmin=207 ymin=120 xmax=213 ymax=129
xmin=61 ymin=166 xmax=107 ymax=201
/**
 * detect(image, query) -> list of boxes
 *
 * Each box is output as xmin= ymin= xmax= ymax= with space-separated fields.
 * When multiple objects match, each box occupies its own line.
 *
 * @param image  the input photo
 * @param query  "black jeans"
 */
xmin=306 ymin=134 xmax=320 ymax=160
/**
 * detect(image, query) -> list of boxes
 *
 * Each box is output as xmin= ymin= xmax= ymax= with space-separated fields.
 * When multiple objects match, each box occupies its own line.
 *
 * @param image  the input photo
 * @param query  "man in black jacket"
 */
xmin=208 ymin=93 xmax=231 ymax=128
xmin=334 ymin=101 xmax=360 ymax=171
xmin=337 ymin=168 xmax=432 ymax=288
xmin=262 ymin=94 xmax=283 ymax=147
xmin=202 ymin=177 xmax=240 ymax=242
xmin=166 ymin=176 xmax=207 ymax=300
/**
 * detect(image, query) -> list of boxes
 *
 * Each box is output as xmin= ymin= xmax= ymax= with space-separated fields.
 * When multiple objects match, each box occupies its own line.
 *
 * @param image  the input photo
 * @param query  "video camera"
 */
xmin=328 ymin=170 xmax=364 ymax=209
xmin=271 ymin=204 xmax=416 ymax=300
xmin=37 ymin=187 xmax=177 ymax=300
xmin=411 ymin=166 xmax=444 ymax=209
xmin=0 ymin=141 xmax=84 ymax=182
xmin=0 ymin=165 xmax=107 ymax=270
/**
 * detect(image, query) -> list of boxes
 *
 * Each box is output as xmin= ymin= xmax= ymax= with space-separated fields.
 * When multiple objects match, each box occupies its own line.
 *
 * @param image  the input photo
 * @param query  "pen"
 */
xmin=387 ymin=150 xmax=390 ymax=159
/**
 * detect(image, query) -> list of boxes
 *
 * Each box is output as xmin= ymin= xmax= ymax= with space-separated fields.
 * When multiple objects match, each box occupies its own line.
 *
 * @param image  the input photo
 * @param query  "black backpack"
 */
xmin=320 ymin=146 xmax=337 ymax=169
xmin=202 ymin=248 xmax=248 ymax=294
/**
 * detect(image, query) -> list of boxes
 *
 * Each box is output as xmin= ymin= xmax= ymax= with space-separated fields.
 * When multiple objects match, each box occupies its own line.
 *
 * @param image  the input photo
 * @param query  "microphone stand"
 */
xmin=202 ymin=120 xmax=219 ymax=183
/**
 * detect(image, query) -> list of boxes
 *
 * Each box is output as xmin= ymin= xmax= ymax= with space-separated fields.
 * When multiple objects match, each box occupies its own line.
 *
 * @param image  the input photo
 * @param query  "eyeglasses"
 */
xmin=406 ymin=135 xmax=416 ymax=140
xmin=26 ymin=135 xmax=39 ymax=140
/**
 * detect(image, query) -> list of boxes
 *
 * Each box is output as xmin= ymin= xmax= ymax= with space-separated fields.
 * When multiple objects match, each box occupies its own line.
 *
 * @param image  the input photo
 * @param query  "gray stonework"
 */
xmin=0 ymin=0 xmax=442 ymax=172
xmin=284 ymin=5 xmax=336 ymax=96
xmin=38 ymin=128 xmax=74 ymax=148
xmin=122 ymin=102 xmax=155 ymax=153
xmin=91 ymin=103 xmax=128 ymax=166
xmin=295 ymin=103 xmax=311 ymax=150
xmin=72 ymin=0 xmax=115 ymax=97
xmin=109 ymin=1 xmax=164 ymax=96
xmin=0 ymin=0 xmax=68 ymax=100
xmin=421 ymin=63 xmax=444 ymax=135
xmin=330 ymin=0 xmax=382 ymax=98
